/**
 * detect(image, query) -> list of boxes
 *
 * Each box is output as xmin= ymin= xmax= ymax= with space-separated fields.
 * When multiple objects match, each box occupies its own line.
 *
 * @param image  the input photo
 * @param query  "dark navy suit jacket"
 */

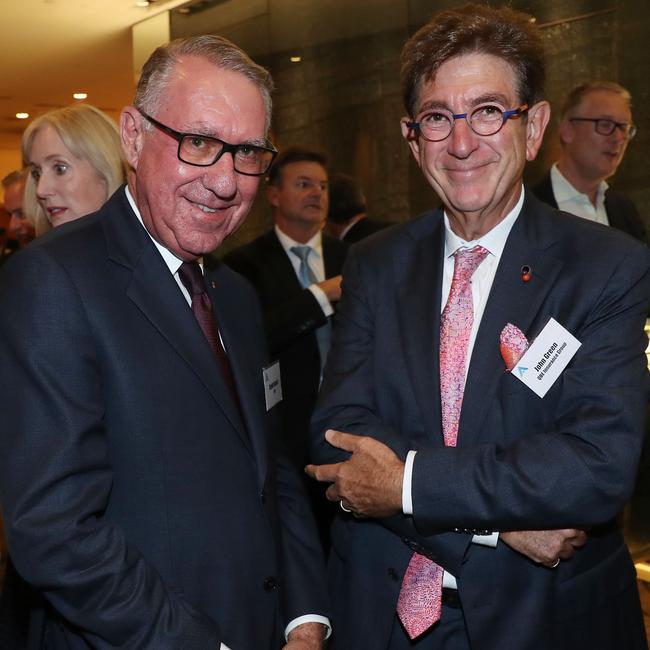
xmin=312 ymin=192 xmax=650 ymax=649
xmin=0 ymin=188 xmax=327 ymax=649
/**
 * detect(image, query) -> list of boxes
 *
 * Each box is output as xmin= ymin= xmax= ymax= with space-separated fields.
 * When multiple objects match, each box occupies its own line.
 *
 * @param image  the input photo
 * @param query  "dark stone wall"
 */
xmin=171 ymin=1 xmax=650 ymax=253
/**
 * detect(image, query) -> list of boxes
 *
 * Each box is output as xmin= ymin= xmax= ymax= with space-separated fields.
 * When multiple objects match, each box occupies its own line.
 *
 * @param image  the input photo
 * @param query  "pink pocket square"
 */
xmin=500 ymin=323 xmax=529 ymax=371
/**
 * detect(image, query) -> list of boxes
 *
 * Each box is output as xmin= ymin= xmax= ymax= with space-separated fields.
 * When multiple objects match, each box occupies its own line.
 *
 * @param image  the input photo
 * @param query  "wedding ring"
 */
xmin=340 ymin=500 xmax=352 ymax=513
xmin=550 ymin=558 xmax=560 ymax=568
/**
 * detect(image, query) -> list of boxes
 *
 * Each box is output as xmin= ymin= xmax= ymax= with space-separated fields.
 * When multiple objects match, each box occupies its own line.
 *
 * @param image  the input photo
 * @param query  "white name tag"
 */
xmin=511 ymin=318 xmax=581 ymax=398
xmin=263 ymin=361 xmax=282 ymax=411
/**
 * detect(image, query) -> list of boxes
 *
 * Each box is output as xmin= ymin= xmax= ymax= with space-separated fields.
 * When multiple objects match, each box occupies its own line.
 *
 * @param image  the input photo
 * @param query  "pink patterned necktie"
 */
xmin=397 ymin=245 xmax=488 ymax=640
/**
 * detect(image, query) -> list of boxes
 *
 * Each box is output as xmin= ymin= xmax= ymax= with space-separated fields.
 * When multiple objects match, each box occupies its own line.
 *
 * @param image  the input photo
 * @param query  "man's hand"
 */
xmin=305 ymin=430 xmax=403 ymax=518
xmin=316 ymin=275 xmax=342 ymax=302
xmin=282 ymin=622 xmax=327 ymax=650
xmin=501 ymin=529 xmax=587 ymax=567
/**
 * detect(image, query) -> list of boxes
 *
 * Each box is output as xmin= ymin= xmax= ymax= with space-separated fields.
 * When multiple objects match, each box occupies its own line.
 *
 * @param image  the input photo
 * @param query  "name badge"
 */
xmin=263 ymin=361 xmax=282 ymax=411
xmin=511 ymin=318 xmax=581 ymax=398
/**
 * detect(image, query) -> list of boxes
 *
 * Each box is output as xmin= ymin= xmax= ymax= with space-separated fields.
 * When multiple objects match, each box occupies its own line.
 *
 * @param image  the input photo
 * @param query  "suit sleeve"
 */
xmin=411 ymin=242 xmax=650 ymax=534
xmin=0 ymin=249 xmax=221 ymax=649
xmin=224 ymin=249 xmax=328 ymax=353
xmin=311 ymin=249 xmax=472 ymax=576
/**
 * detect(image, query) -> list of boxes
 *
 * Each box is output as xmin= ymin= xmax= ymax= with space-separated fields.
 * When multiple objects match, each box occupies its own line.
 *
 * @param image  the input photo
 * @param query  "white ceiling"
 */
xmin=0 ymin=0 xmax=190 ymax=152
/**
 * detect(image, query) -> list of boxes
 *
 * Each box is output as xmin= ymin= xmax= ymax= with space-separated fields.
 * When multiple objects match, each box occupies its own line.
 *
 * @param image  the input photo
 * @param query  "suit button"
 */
xmin=263 ymin=576 xmax=278 ymax=592
xmin=260 ymin=490 xmax=266 ymax=504
xmin=387 ymin=568 xmax=399 ymax=582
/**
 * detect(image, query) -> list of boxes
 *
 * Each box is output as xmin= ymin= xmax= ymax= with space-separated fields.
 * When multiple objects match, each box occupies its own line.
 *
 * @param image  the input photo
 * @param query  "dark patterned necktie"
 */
xmin=178 ymin=261 xmax=239 ymax=402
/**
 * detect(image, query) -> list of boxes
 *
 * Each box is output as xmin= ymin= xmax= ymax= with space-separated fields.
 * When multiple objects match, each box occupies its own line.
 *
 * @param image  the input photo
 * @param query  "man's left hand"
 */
xmin=305 ymin=430 xmax=403 ymax=518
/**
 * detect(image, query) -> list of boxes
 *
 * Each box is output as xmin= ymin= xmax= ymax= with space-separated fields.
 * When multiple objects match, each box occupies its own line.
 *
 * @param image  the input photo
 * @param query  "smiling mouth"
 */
xmin=187 ymin=198 xmax=219 ymax=214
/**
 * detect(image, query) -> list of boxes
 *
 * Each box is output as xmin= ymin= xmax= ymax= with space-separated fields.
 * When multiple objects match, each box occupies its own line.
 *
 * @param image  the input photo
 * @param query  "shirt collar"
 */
xmin=443 ymin=183 xmax=524 ymax=260
xmin=551 ymin=163 xmax=608 ymax=207
xmin=125 ymin=186 xmax=202 ymax=274
xmin=274 ymin=224 xmax=323 ymax=259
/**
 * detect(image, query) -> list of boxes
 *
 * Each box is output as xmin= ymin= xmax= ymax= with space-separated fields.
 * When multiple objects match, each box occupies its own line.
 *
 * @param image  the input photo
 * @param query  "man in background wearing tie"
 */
xmin=307 ymin=4 xmax=650 ymax=649
xmin=225 ymin=148 xmax=347 ymax=546
xmin=0 ymin=35 xmax=328 ymax=649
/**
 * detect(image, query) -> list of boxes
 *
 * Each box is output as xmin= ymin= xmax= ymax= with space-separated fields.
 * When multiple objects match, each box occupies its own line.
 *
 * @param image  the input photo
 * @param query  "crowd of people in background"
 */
xmin=0 ymin=3 xmax=648 ymax=649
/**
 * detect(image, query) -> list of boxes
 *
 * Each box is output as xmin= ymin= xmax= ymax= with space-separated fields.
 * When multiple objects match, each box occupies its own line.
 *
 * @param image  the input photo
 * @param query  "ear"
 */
xmin=558 ymin=118 xmax=575 ymax=146
xmin=524 ymin=100 xmax=551 ymax=162
xmin=120 ymin=107 xmax=145 ymax=170
xmin=400 ymin=117 xmax=424 ymax=167
xmin=266 ymin=184 xmax=280 ymax=208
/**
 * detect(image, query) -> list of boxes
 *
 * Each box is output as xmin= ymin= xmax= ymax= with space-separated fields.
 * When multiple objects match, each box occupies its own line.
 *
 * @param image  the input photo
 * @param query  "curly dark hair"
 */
xmin=401 ymin=3 xmax=545 ymax=117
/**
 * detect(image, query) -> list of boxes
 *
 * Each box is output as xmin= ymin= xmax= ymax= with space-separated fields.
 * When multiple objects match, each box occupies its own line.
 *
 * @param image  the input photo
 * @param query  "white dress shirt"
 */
xmin=126 ymin=188 xmax=331 ymax=647
xmin=551 ymin=163 xmax=609 ymax=225
xmin=402 ymin=187 xmax=525 ymax=588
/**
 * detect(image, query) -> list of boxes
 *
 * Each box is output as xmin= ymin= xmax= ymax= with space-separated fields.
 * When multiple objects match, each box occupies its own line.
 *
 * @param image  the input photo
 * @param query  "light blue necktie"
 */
xmin=291 ymin=245 xmax=331 ymax=374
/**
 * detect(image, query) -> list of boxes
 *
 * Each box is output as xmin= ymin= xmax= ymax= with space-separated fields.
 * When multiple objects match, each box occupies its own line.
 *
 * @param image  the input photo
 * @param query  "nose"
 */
xmin=446 ymin=116 xmax=479 ymax=158
xmin=35 ymin=172 xmax=54 ymax=199
xmin=202 ymin=151 xmax=238 ymax=199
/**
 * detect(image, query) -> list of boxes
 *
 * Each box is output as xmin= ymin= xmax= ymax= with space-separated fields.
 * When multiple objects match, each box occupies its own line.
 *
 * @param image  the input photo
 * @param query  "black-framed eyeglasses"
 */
xmin=139 ymin=110 xmax=278 ymax=176
xmin=569 ymin=117 xmax=637 ymax=140
xmin=406 ymin=103 xmax=529 ymax=142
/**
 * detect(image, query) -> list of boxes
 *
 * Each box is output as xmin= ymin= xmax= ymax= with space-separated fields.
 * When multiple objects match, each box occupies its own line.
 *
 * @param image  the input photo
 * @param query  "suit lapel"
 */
xmin=204 ymin=260 xmax=267 ymax=477
xmin=396 ymin=215 xmax=445 ymax=443
xmin=266 ymin=230 xmax=304 ymax=291
xmin=104 ymin=189 xmax=252 ymax=454
xmin=458 ymin=195 xmax=563 ymax=446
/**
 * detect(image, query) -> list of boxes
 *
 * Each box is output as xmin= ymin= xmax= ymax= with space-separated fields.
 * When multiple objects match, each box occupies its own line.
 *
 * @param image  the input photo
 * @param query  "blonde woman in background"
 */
xmin=22 ymin=104 xmax=127 ymax=235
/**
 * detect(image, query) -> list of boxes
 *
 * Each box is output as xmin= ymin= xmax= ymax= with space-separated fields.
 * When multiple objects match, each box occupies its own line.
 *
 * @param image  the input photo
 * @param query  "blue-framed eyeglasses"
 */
xmin=406 ymin=103 xmax=529 ymax=142
xmin=139 ymin=110 xmax=278 ymax=176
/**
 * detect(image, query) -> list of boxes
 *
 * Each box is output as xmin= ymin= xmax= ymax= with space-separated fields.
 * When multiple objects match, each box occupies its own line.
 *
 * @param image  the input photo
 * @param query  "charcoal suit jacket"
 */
xmin=224 ymin=229 xmax=348 ymax=470
xmin=0 ymin=188 xmax=327 ymax=649
xmin=311 ymin=191 xmax=650 ymax=649
xmin=531 ymin=172 xmax=648 ymax=245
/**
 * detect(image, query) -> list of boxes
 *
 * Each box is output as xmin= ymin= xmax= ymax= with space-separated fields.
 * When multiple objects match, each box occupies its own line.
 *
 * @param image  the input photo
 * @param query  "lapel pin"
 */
xmin=521 ymin=265 xmax=531 ymax=282
xmin=211 ymin=281 xmax=217 ymax=289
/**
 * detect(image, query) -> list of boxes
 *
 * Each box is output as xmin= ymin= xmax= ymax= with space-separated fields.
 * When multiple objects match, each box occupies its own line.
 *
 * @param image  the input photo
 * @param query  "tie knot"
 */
xmin=178 ymin=261 xmax=206 ymax=296
xmin=290 ymin=245 xmax=312 ymax=264
xmin=453 ymin=245 xmax=488 ymax=282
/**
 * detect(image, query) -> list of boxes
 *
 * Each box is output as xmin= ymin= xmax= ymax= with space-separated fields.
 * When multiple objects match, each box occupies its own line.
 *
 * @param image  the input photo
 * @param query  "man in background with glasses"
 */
xmin=307 ymin=4 xmax=650 ymax=649
xmin=0 ymin=35 xmax=329 ymax=650
xmin=533 ymin=81 xmax=647 ymax=244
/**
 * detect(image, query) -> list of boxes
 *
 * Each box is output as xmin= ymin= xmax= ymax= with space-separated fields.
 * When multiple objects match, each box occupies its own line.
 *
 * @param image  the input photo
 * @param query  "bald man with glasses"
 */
xmin=533 ymin=80 xmax=647 ymax=244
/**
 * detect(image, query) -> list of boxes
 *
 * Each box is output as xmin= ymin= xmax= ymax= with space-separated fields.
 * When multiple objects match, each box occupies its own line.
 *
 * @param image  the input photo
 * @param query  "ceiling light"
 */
xmin=73 ymin=92 xmax=88 ymax=100
xmin=16 ymin=112 xmax=29 ymax=119
xmin=135 ymin=1 xmax=150 ymax=7
xmin=290 ymin=56 xmax=301 ymax=63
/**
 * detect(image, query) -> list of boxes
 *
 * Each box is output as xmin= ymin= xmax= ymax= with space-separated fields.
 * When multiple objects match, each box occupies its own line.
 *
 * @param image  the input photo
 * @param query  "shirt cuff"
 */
xmin=472 ymin=531 xmax=499 ymax=547
xmin=220 ymin=644 xmax=231 ymax=650
xmin=285 ymin=615 xmax=332 ymax=641
xmin=402 ymin=450 xmax=417 ymax=515
xmin=308 ymin=284 xmax=334 ymax=317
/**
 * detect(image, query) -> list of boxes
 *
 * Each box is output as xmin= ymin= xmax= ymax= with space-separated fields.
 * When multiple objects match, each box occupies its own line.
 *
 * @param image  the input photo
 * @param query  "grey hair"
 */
xmin=560 ymin=80 xmax=632 ymax=121
xmin=134 ymin=34 xmax=274 ymax=134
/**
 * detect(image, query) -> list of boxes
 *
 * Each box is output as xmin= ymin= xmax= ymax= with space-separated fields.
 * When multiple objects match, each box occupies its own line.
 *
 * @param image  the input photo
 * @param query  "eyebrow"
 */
xmin=181 ymin=122 xmax=268 ymax=147
xmin=417 ymin=92 xmax=513 ymax=115
xmin=30 ymin=154 xmax=72 ymax=165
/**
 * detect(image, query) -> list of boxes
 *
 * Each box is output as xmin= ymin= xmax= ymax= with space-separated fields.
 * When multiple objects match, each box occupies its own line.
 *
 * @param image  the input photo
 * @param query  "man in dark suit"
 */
xmin=307 ymin=5 xmax=650 ymax=649
xmin=224 ymin=149 xmax=348 ymax=478
xmin=325 ymin=173 xmax=392 ymax=243
xmin=0 ymin=36 xmax=328 ymax=650
xmin=532 ymin=81 xmax=647 ymax=244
